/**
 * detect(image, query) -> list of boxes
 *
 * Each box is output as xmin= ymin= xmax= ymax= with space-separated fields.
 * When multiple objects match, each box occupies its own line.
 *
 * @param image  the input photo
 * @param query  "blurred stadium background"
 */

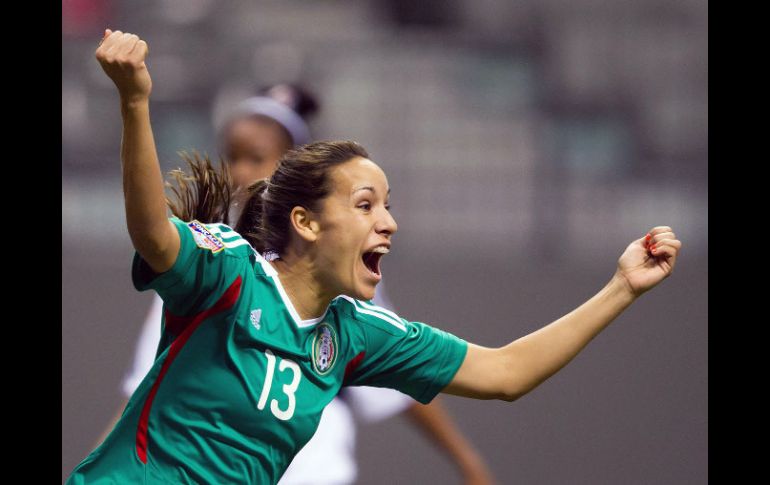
xmin=62 ymin=0 xmax=707 ymax=483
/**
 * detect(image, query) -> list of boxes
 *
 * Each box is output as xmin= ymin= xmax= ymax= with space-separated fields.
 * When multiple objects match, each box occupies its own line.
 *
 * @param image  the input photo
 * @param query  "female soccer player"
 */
xmin=68 ymin=30 xmax=681 ymax=484
xmin=105 ymin=83 xmax=494 ymax=484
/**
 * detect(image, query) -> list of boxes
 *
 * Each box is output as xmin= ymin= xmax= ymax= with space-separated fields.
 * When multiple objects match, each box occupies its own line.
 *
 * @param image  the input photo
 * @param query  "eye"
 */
xmin=384 ymin=203 xmax=391 ymax=211
xmin=357 ymin=202 xmax=371 ymax=211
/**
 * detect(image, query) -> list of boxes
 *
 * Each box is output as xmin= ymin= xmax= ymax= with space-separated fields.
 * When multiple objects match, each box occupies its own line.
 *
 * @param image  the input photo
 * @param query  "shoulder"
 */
xmin=185 ymin=220 xmax=247 ymax=252
xmin=333 ymin=295 xmax=408 ymax=336
xmin=174 ymin=219 xmax=269 ymax=272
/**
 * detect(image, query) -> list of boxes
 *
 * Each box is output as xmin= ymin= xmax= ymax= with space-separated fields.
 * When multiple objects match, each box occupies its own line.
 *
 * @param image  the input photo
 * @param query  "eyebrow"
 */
xmin=352 ymin=186 xmax=391 ymax=195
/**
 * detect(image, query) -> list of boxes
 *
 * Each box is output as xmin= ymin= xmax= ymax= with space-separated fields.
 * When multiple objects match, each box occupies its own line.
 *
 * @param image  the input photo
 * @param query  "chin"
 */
xmin=354 ymin=283 xmax=377 ymax=302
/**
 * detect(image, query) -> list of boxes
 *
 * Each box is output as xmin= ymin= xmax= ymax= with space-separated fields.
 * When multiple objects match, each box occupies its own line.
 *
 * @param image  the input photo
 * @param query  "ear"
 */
xmin=289 ymin=206 xmax=320 ymax=243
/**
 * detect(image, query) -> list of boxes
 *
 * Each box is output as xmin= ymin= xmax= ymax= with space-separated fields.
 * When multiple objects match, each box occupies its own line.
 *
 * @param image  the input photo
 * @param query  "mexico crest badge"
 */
xmin=312 ymin=323 xmax=338 ymax=375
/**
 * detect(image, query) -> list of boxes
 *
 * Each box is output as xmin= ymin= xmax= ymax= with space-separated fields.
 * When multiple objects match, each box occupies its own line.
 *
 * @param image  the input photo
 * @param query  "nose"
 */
xmin=376 ymin=207 xmax=398 ymax=236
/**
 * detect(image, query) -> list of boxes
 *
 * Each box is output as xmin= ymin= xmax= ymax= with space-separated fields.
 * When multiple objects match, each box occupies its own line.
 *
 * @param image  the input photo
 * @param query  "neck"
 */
xmin=270 ymin=254 xmax=337 ymax=320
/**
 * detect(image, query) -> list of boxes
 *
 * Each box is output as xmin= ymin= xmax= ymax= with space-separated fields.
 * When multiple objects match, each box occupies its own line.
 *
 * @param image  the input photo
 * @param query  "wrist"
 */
xmin=609 ymin=271 xmax=639 ymax=303
xmin=120 ymin=96 xmax=150 ymax=110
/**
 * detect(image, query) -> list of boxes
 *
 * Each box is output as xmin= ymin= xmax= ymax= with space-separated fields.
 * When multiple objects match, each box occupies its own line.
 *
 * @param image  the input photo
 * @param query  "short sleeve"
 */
xmin=131 ymin=218 xmax=248 ymax=317
xmin=343 ymin=300 xmax=468 ymax=404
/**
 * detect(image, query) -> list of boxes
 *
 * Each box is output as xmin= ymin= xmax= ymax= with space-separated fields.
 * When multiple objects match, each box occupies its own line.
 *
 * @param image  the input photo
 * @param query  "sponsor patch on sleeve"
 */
xmin=187 ymin=220 xmax=225 ymax=253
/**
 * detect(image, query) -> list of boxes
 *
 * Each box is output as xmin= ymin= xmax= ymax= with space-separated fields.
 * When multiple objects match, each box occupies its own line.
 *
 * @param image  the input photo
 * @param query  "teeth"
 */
xmin=370 ymin=246 xmax=389 ymax=254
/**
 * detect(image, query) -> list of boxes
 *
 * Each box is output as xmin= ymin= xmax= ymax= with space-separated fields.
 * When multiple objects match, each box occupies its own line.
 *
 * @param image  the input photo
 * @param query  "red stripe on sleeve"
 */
xmin=343 ymin=351 xmax=366 ymax=384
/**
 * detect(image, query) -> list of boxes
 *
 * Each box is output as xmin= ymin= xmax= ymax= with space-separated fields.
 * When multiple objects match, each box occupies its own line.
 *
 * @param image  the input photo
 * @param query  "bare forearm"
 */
xmin=500 ymin=274 xmax=636 ymax=399
xmin=447 ymin=229 xmax=680 ymax=402
xmin=119 ymin=100 xmax=176 ymax=271
xmin=121 ymin=101 xmax=165 ymax=238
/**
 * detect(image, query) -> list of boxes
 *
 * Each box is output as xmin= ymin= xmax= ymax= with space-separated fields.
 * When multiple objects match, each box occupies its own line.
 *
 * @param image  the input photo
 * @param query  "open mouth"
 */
xmin=362 ymin=246 xmax=389 ymax=277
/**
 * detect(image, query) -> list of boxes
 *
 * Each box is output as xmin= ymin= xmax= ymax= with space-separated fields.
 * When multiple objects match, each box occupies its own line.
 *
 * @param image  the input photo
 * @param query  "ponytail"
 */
xmin=166 ymin=151 xmax=232 ymax=225
xmin=235 ymin=179 xmax=269 ymax=253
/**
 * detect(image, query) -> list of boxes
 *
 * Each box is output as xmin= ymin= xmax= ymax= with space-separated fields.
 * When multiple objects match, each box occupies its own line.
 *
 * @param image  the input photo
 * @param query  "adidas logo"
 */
xmin=250 ymin=309 xmax=262 ymax=330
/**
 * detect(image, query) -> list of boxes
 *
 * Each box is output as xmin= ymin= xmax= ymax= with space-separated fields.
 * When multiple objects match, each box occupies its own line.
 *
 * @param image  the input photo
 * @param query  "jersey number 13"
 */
xmin=257 ymin=349 xmax=301 ymax=421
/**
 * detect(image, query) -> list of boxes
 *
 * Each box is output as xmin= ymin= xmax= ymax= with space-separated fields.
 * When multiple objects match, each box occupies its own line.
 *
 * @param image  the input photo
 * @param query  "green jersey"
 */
xmin=67 ymin=218 xmax=468 ymax=484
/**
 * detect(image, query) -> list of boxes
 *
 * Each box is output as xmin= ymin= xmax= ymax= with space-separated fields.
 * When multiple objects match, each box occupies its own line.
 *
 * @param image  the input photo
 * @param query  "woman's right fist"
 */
xmin=95 ymin=29 xmax=152 ymax=103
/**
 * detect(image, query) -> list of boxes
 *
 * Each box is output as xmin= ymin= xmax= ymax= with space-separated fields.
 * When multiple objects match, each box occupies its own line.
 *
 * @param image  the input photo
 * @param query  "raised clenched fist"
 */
xmin=95 ymin=29 xmax=152 ymax=103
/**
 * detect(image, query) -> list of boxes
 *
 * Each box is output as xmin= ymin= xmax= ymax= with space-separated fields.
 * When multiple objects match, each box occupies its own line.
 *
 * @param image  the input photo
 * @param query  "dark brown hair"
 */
xmin=166 ymin=151 xmax=233 ymax=225
xmin=166 ymin=141 xmax=369 ymax=254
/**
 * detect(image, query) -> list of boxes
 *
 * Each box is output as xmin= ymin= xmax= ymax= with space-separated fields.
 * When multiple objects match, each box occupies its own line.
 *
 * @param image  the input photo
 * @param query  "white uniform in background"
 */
xmin=122 ymin=285 xmax=413 ymax=485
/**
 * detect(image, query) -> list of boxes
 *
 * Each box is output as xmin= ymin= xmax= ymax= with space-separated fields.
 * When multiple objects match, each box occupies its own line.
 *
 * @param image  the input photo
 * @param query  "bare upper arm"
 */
xmin=135 ymin=219 xmax=181 ymax=274
xmin=442 ymin=343 xmax=515 ymax=401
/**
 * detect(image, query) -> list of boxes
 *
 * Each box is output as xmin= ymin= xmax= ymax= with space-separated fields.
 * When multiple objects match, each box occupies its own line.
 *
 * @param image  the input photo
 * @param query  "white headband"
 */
xmin=224 ymin=96 xmax=311 ymax=146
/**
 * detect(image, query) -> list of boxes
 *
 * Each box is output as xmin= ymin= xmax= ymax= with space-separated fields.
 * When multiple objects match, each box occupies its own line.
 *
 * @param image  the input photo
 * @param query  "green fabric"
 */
xmin=67 ymin=218 xmax=468 ymax=484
